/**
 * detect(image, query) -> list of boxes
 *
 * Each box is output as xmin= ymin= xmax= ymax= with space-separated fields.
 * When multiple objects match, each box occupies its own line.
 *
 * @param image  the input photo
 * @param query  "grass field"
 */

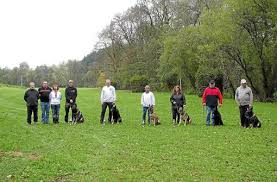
xmin=0 ymin=87 xmax=276 ymax=181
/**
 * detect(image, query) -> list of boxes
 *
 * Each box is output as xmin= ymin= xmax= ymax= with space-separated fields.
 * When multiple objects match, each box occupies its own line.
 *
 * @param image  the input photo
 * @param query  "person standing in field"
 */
xmin=141 ymin=85 xmax=155 ymax=126
xmin=170 ymin=85 xmax=186 ymax=125
xmin=49 ymin=84 xmax=62 ymax=123
xmin=202 ymin=80 xmax=223 ymax=126
xmin=24 ymin=82 xmax=39 ymax=125
xmin=235 ymin=79 xmax=254 ymax=128
xmin=65 ymin=80 xmax=78 ymax=123
xmin=38 ymin=81 xmax=52 ymax=124
xmin=100 ymin=79 xmax=116 ymax=124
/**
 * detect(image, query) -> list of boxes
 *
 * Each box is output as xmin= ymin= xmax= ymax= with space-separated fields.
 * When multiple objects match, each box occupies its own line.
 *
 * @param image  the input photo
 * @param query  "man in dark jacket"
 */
xmin=65 ymin=80 xmax=77 ymax=123
xmin=202 ymin=80 xmax=223 ymax=126
xmin=24 ymin=82 xmax=39 ymax=124
xmin=38 ymin=81 xmax=52 ymax=124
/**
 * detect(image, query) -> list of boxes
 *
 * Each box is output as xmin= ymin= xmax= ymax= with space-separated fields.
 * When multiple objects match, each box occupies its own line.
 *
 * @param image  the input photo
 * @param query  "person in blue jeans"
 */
xmin=202 ymin=80 xmax=223 ymax=126
xmin=49 ymin=84 xmax=62 ymax=123
xmin=38 ymin=81 xmax=52 ymax=124
xmin=141 ymin=85 xmax=155 ymax=126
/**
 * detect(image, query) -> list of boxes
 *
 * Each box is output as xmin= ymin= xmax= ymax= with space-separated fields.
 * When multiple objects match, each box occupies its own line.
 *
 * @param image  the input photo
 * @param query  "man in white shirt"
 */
xmin=141 ymin=85 xmax=155 ymax=126
xmin=100 ymin=79 xmax=116 ymax=124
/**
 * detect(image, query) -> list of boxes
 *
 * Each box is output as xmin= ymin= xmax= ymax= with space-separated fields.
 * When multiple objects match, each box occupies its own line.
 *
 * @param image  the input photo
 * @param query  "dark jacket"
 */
xmin=202 ymin=87 xmax=223 ymax=107
xmin=24 ymin=89 xmax=39 ymax=106
xmin=170 ymin=93 xmax=186 ymax=108
xmin=38 ymin=87 xmax=52 ymax=102
xmin=65 ymin=86 xmax=77 ymax=103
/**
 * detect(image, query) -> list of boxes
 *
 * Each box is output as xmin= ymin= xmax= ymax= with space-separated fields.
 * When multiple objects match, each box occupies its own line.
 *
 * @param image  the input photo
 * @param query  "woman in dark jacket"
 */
xmin=170 ymin=85 xmax=186 ymax=125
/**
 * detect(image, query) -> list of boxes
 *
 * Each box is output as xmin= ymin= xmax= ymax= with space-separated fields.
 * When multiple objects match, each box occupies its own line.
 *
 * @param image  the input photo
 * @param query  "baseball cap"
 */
xmin=241 ymin=79 xmax=247 ymax=84
xmin=209 ymin=80 xmax=215 ymax=84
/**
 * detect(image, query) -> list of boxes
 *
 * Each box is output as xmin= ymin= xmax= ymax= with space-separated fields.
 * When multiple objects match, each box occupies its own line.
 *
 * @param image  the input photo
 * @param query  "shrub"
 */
xmin=129 ymin=75 xmax=149 ymax=92
xmin=195 ymin=67 xmax=224 ymax=97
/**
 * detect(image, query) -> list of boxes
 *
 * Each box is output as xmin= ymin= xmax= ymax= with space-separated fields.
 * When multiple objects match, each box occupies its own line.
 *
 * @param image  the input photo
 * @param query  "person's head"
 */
xmin=68 ymin=80 xmax=74 ymax=87
xmin=209 ymin=80 xmax=215 ymax=88
xmin=29 ymin=82 xmax=35 ymax=89
xmin=105 ymin=79 xmax=111 ymax=87
xmin=240 ymin=79 xmax=247 ymax=88
xmin=42 ymin=81 xmax=48 ymax=88
xmin=52 ymin=84 xmax=59 ymax=91
xmin=173 ymin=85 xmax=182 ymax=94
xmin=145 ymin=85 xmax=150 ymax=93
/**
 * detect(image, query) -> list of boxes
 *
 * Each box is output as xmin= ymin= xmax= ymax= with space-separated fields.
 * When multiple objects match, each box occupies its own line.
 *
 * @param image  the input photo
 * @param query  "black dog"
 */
xmin=245 ymin=107 xmax=261 ymax=128
xmin=71 ymin=104 xmax=84 ymax=124
xmin=111 ymin=103 xmax=122 ymax=124
xmin=213 ymin=107 xmax=223 ymax=126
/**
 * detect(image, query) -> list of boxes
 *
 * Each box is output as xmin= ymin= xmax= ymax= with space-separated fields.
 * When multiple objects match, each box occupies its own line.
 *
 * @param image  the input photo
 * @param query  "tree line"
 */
xmin=0 ymin=0 xmax=276 ymax=101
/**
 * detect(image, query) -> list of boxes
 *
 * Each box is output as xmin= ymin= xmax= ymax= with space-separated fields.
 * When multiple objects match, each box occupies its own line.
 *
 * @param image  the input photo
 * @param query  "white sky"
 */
xmin=0 ymin=0 xmax=137 ymax=68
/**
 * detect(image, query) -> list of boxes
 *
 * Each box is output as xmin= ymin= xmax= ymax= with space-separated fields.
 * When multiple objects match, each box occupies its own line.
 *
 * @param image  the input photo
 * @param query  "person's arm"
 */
xmin=152 ymin=93 xmax=155 ymax=106
xmin=65 ymin=88 xmax=69 ymax=101
xmin=249 ymin=88 xmax=253 ymax=106
xmin=217 ymin=88 xmax=223 ymax=105
xmin=100 ymin=88 xmax=104 ymax=104
xmin=183 ymin=94 xmax=186 ymax=106
xmin=75 ymin=88 xmax=77 ymax=99
xmin=202 ymin=88 xmax=207 ymax=105
xmin=141 ymin=93 xmax=144 ymax=105
xmin=113 ymin=87 xmax=116 ymax=102
xmin=170 ymin=94 xmax=175 ymax=104
xmin=24 ymin=90 xmax=28 ymax=102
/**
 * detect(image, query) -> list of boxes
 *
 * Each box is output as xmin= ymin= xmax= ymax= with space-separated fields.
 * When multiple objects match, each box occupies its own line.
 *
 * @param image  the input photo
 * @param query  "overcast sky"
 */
xmin=0 ymin=0 xmax=137 ymax=68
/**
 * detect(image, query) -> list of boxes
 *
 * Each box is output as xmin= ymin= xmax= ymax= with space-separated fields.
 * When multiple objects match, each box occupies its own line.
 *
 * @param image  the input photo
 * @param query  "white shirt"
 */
xmin=100 ymin=85 xmax=116 ymax=103
xmin=141 ymin=92 xmax=155 ymax=107
xmin=49 ymin=91 xmax=62 ymax=105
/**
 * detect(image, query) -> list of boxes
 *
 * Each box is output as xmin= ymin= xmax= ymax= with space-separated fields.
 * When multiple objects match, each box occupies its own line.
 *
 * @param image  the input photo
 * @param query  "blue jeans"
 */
xmin=206 ymin=106 xmax=216 ymax=126
xmin=41 ymin=102 xmax=50 ymax=123
xmin=142 ymin=107 xmax=150 ymax=124
xmin=51 ymin=104 xmax=60 ymax=123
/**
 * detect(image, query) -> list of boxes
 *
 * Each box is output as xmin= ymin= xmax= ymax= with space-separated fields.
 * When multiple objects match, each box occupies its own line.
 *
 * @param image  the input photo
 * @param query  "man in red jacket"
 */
xmin=202 ymin=80 xmax=223 ymax=126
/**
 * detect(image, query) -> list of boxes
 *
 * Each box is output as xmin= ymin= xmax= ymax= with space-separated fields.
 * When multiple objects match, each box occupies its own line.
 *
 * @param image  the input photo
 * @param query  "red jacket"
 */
xmin=202 ymin=87 xmax=223 ymax=107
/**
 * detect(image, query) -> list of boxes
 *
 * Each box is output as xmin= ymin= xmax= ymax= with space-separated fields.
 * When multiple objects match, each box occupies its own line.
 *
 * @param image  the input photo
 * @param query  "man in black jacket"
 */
xmin=38 ymin=81 xmax=52 ymax=124
xmin=65 ymin=80 xmax=77 ymax=123
xmin=24 ymin=82 xmax=39 ymax=124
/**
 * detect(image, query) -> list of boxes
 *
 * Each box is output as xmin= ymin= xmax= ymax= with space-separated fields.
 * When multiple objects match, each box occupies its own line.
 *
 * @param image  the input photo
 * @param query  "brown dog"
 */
xmin=149 ymin=106 xmax=160 ymax=126
xmin=178 ymin=107 xmax=192 ymax=126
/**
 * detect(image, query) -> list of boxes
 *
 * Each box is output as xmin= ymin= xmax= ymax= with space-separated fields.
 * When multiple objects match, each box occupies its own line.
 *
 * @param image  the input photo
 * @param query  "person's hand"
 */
xmin=173 ymin=101 xmax=176 ymax=105
xmin=202 ymin=103 xmax=206 ymax=106
xmin=70 ymin=99 xmax=73 ymax=103
xmin=219 ymin=103 xmax=222 ymax=107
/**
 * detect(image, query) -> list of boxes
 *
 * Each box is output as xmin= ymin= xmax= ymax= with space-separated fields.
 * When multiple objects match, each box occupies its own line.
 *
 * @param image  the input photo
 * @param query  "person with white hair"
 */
xmin=235 ymin=79 xmax=253 ymax=128
xmin=100 ymin=79 xmax=116 ymax=124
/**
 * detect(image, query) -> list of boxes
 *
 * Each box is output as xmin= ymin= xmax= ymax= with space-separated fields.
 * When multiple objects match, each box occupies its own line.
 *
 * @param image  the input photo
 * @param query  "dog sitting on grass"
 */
xmin=111 ymin=103 xmax=122 ymax=124
xmin=71 ymin=104 xmax=84 ymax=125
xmin=149 ymin=106 xmax=160 ymax=126
xmin=213 ymin=107 xmax=223 ymax=126
xmin=178 ymin=106 xmax=192 ymax=126
xmin=245 ymin=107 xmax=261 ymax=128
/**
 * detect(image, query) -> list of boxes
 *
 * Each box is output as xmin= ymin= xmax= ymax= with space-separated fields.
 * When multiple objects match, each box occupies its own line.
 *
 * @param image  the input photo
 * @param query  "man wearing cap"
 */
xmin=65 ymin=80 xmax=78 ymax=123
xmin=202 ymin=80 xmax=223 ymax=126
xmin=235 ymin=79 xmax=253 ymax=127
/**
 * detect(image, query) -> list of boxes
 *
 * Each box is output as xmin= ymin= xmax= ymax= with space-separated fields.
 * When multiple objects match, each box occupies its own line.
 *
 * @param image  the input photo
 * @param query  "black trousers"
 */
xmin=172 ymin=107 xmax=181 ymax=123
xmin=65 ymin=102 xmax=75 ymax=122
xmin=27 ymin=105 xmax=38 ymax=124
xmin=239 ymin=105 xmax=249 ymax=127
xmin=100 ymin=102 xmax=113 ymax=123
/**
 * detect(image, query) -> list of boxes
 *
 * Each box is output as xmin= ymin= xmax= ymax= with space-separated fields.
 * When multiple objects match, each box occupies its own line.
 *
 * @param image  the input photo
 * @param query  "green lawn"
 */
xmin=0 ymin=87 xmax=276 ymax=181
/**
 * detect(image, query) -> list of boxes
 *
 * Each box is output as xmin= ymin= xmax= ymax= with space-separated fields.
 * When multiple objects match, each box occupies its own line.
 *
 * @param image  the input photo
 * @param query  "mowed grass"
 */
xmin=0 ymin=87 xmax=276 ymax=182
